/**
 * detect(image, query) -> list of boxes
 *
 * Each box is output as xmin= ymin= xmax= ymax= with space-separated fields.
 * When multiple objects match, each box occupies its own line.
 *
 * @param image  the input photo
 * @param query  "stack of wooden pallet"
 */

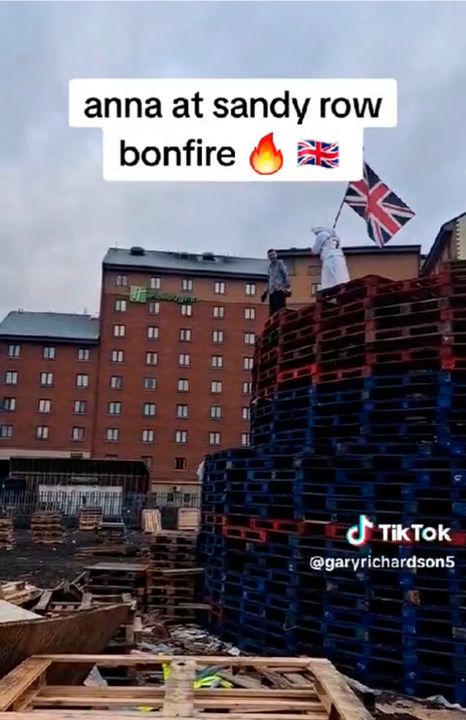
xmin=0 ymin=517 xmax=15 ymax=550
xmin=144 ymin=531 xmax=203 ymax=621
xmin=30 ymin=511 xmax=65 ymax=545
xmin=96 ymin=521 xmax=126 ymax=544
xmin=78 ymin=507 xmax=103 ymax=531
xmin=86 ymin=562 xmax=147 ymax=608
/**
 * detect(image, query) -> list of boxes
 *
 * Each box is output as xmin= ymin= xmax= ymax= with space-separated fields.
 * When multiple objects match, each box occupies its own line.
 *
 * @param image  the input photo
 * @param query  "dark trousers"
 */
xmin=269 ymin=290 xmax=286 ymax=316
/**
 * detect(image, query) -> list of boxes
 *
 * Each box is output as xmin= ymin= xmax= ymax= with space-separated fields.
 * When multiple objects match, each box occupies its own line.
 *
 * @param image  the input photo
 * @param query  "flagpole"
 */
xmin=332 ymin=187 xmax=347 ymax=229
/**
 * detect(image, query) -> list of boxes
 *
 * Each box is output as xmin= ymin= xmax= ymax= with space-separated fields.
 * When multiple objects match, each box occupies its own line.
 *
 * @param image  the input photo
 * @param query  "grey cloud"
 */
xmin=0 ymin=1 xmax=464 ymax=317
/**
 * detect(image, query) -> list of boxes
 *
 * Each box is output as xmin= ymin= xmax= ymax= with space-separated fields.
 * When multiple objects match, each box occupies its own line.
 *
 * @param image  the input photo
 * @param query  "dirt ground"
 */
xmin=0 ymin=529 xmax=149 ymax=587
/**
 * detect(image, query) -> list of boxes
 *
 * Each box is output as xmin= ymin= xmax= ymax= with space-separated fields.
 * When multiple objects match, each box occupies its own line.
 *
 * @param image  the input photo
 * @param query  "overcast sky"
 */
xmin=0 ymin=1 xmax=464 ymax=318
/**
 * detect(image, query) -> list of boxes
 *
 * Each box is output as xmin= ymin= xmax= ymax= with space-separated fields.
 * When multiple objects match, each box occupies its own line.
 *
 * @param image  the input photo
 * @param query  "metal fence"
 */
xmin=0 ymin=489 xmax=201 ymax=529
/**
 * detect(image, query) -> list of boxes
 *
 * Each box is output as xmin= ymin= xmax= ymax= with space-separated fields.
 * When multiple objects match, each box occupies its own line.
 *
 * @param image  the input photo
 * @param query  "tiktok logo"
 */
xmin=346 ymin=515 xmax=374 ymax=546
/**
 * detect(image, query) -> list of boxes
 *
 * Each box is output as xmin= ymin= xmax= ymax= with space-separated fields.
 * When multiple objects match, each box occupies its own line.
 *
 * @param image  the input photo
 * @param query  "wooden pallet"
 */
xmin=0 ymin=517 xmax=15 ymax=549
xmin=0 ymin=654 xmax=374 ymax=719
xmin=78 ymin=507 xmax=103 ymax=531
xmin=0 ymin=581 xmax=41 ymax=606
xmin=177 ymin=508 xmax=200 ymax=531
xmin=141 ymin=509 xmax=162 ymax=534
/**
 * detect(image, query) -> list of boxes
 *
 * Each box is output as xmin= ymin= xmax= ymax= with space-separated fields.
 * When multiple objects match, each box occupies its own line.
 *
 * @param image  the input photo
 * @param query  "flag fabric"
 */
xmin=297 ymin=140 xmax=339 ymax=169
xmin=344 ymin=163 xmax=415 ymax=247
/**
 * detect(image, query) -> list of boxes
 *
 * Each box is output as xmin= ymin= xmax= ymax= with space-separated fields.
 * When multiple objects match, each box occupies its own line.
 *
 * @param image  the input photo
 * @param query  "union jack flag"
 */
xmin=297 ymin=140 xmax=339 ymax=169
xmin=344 ymin=163 xmax=415 ymax=247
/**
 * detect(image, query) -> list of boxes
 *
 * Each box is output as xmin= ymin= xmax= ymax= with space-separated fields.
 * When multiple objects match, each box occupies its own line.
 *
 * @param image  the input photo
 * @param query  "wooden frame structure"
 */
xmin=0 ymin=654 xmax=374 ymax=720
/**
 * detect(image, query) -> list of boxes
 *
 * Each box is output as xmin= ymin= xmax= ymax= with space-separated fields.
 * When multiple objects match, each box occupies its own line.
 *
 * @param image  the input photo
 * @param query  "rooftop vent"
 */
xmin=130 ymin=246 xmax=146 ymax=256
xmin=202 ymin=252 xmax=216 ymax=261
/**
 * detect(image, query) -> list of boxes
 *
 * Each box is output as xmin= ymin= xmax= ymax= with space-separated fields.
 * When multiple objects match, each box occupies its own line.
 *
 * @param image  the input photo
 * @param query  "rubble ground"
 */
xmin=0 ymin=529 xmax=148 ymax=586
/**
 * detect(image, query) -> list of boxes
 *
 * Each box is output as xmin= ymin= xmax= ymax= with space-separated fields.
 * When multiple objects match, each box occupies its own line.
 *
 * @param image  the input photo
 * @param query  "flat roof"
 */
xmin=0 ymin=312 xmax=100 ymax=342
xmin=103 ymin=247 xmax=268 ymax=279
xmin=103 ymin=244 xmax=422 ymax=278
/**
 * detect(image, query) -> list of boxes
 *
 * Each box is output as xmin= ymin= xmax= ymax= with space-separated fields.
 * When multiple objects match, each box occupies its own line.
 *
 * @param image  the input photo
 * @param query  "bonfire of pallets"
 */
xmin=86 ymin=562 xmax=147 ymax=608
xmin=30 ymin=510 xmax=65 ymax=545
xmin=0 ymin=517 xmax=15 ymax=550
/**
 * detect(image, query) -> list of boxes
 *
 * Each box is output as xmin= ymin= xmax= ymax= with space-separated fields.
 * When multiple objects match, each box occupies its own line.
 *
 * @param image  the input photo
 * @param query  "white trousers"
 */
xmin=321 ymin=255 xmax=350 ymax=290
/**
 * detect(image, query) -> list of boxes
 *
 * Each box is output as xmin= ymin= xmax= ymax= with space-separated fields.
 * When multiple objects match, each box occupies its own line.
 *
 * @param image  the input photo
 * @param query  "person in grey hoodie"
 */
xmin=261 ymin=249 xmax=291 ymax=316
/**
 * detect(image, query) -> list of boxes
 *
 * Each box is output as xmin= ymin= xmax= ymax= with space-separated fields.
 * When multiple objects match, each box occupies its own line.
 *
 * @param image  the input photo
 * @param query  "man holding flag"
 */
xmin=311 ymin=227 xmax=350 ymax=290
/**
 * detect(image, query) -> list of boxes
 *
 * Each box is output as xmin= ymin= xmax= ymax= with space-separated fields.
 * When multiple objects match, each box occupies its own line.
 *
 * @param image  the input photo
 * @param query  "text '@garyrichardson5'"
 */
xmin=309 ymin=555 xmax=456 ymax=572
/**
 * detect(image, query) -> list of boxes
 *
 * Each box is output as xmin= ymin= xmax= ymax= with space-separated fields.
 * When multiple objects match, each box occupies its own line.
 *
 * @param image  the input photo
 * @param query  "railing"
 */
xmin=0 ymin=489 xmax=201 ymax=529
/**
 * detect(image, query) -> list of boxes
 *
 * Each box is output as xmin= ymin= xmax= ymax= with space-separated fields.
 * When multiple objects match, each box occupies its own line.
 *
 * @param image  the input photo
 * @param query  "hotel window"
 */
xmin=7 ymin=344 xmax=20 ymax=358
xmin=108 ymin=401 xmax=121 ymax=415
xmin=311 ymin=282 xmax=322 ymax=296
xmin=242 ymin=381 xmax=252 ymax=394
xmin=148 ymin=301 xmax=160 ymax=315
xmin=113 ymin=324 xmax=126 ymax=338
xmin=245 ymin=283 xmax=256 ymax=296
xmin=242 ymin=407 xmax=250 ymax=421
xmin=145 ymin=352 xmax=158 ymax=366
xmin=150 ymin=277 xmax=161 ymax=290
xmin=115 ymin=274 xmax=128 ymax=286
xmin=111 ymin=350 xmax=124 ymax=363
xmin=212 ymin=330 xmax=224 ymax=343
xmin=43 ymin=346 xmax=56 ymax=360
xmin=244 ymin=332 xmax=255 ymax=345
xmin=74 ymin=400 xmax=86 ymax=414
xmin=211 ymin=355 xmax=223 ymax=368
xmin=244 ymin=307 xmax=256 ymax=320
xmin=5 ymin=371 xmax=18 ymax=385
xmin=110 ymin=375 xmax=123 ymax=389
xmin=209 ymin=432 xmax=221 ymax=445
xmin=180 ymin=304 xmax=193 ymax=316
xmin=211 ymin=380 xmax=222 ymax=393
xmin=241 ymin=432 xmax=250 ymax=446
xmin=147 ymin=326 xmax=159 ymax=339
xmin=176 ymin=404 xmax=189 ymax=418
xmin=213 ymin=306 xmax=225 ymax=319
xmin=175 ymin=430 xmax=188 ymax=444
xmin=182 ymin=278 xmax=193 ymax=291
xmin=72 ymin=427 xmax=84 ymax=441
xmin=243 ymin=357 xmax=254 ymax=370
xmin=38 ymin=399 xmax=51 ymax=413
xmin=210 ymin=405 xmax=222 ymax=419
xmin=40 ymin=372 xmax=53 ymax=387
xmin=0 ymin=425 xmax=13 ymax=438
xmin=36 ymin=425 xmax=49 ymax=440
xmin=106 ymin=428 xmax=119 ymax=442
xmin=142 ymin=429 xmax=155 ymax=443
xmin=114 ymin=299 xmax=127 ymax=312
xmin=179 ymin=353 xmax=191 ymax=367
xmin=180 ymin=328 xmax=192 ymax=342
xmin=214 ymin=281 xmax=226 ymax=294
xmin=2 ymin=397 xmax=16 ymax=412
xmin=144 ymin=377 xmax=157 ymax=390
xmin=77 ymin=348 xmax=90 ymax=361
xmin=174 ymin=457 xmax=187 ymax=470
xmin=177 ymin=378 xmax=189 ymax=392
xmin=76 ymin=374 xmax=89 ymax=388
xmin=143 ymin=402 xmax=156 ymax=417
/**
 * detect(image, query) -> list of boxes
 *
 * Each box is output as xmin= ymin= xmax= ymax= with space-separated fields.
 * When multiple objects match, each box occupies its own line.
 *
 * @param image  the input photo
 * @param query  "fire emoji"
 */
xmin=249 ymin=133 xmax=283 ymax=175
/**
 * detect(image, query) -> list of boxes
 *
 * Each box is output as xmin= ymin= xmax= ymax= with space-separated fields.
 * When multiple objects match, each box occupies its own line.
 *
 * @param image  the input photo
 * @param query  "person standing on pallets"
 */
xmin=311 ymin=227 xmax=350 ymax=290
xmin=261 ymin=248 xmax=291 ymax=316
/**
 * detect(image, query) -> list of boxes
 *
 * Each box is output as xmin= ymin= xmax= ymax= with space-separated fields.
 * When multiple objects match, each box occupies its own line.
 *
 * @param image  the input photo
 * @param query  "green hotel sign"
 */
xmin=129 ymin=286 xmax=198 ymax=304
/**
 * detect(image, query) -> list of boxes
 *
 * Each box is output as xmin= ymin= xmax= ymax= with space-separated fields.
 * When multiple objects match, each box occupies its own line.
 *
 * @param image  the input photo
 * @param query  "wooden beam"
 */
xmin=0 ymin=714 xmax=328 ymax=720
xmin=161 ymin=659 xmax=196 ymax=716
xmin=0 ymin=658 xmax=52 ymax=711
xmin=36 ymin=654 xmax=325 ymax=667
xmin=308 ymin=659 xmax=374 ymax=720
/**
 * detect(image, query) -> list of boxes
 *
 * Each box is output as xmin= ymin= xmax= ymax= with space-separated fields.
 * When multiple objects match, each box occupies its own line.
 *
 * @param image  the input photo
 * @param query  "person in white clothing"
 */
xmin=311 ymin=227 xmax=350 ymax=290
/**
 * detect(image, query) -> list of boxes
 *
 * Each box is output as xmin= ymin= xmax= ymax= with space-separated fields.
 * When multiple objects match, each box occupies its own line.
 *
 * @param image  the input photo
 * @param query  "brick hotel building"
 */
xmin=0 ymin=242 xmax=423 ymax=491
